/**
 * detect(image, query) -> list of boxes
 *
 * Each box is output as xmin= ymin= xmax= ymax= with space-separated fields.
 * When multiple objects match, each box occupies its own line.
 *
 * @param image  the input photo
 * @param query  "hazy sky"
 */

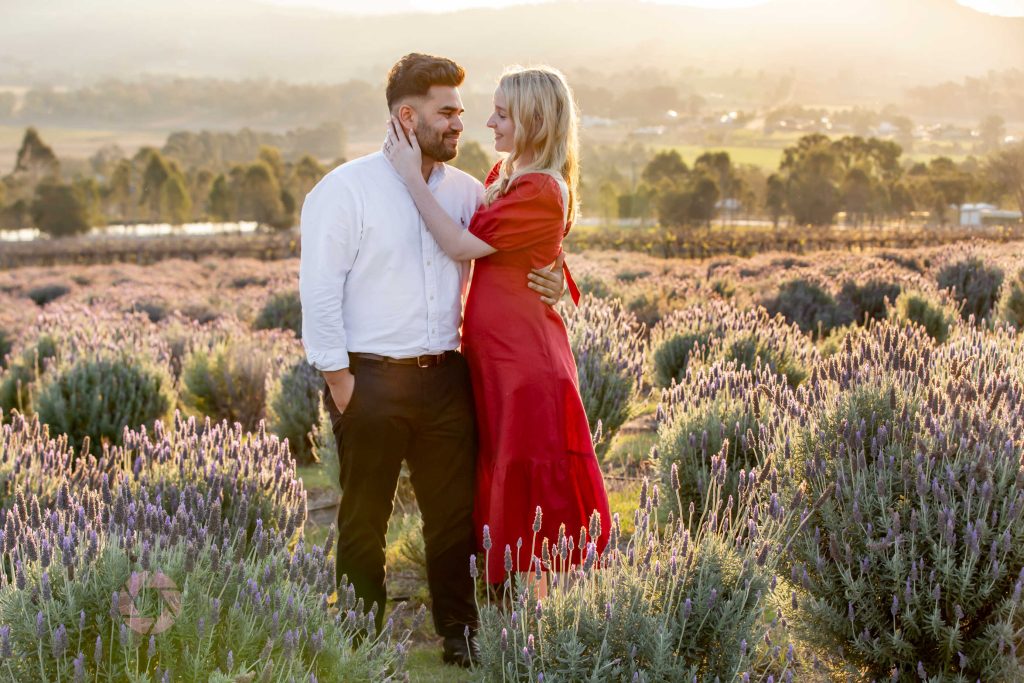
xmin=261 ymin=0 xmax=1024 ymax=16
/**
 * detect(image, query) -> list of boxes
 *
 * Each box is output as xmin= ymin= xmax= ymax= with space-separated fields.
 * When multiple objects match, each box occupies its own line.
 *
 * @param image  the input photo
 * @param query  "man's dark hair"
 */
xmin=386 ymin=53 xmax=465 ymax=110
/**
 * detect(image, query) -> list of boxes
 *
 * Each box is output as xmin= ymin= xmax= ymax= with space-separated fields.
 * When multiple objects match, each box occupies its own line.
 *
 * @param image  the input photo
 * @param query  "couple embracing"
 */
xmin=299 ymin=53 xmax=610 ymax=667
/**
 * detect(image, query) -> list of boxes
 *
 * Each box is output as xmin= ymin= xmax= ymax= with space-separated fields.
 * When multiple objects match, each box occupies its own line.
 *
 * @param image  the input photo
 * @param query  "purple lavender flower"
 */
xmin=72 ymin=652 xmax=85 ymax=683
xmin=51 ymin=623 xmax=68 ymax=659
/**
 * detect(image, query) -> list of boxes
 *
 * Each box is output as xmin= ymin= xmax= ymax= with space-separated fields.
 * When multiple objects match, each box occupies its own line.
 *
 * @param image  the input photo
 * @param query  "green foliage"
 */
xmin=816 ymin=323 xmax=864 ymax=358
xmin=648 ymin=301 xmax=817 ymax=390
xmin=26 ymin=282 xmax=71 ymax=307
xmin=451 ymin=140 xmax=492 ymax=182
xmin=650 ymin=330 xmax=711 ymax=388
xmin=267 ymin=358 xmax=322 ymax=465
xmin=575 ymin=274 xmax=612 ymax=299
xmin=31 ymin=182 xmax=92 ymax=237
xmin=773 ymin=323 xmax=1024 ymax=681
xmin=180 ymin=341 xmax=270 ymax=431
xmin=385 ymin=512 xmax=428 ymax=587
xmin=935 ymin=255 xmax=1005 ymax=322
xmin=837 ymin=278 xmax=901 ymax=324
xmin=159 ymin=172 xmax=192 ymax=225
xmin=474 ymin=468 xmax=795 ymax=682
xmin=14 ymin=127 xmax=59 ymax=178
xmin=207 ymin=173 xmax=234 ymax=222
xmin=0 ymin=423 xmax=407 ymax=679
xmin=892 ymin=290 xmax=957 ymax=343
xmin=34 ymin=352 xmax=176 ymax=454
xmin=238 ymin=160 xmax=291 ymax=229
xmin=760 ymin=278 xmax=852 ymax=338
xmin=563 ymin=297 xmax=645 ymax=458
xmin=997 ymin=267 xmax=1024 ymax=329
xmin=253 ymin=290 xmax=302 ymax=337
xmin=0 ymin=335 xmax=58 ymax=414
xmin=0 ymin=327 xmax=11 ymax=369
xmin=656 ymin=363 xmax=787 ymax=525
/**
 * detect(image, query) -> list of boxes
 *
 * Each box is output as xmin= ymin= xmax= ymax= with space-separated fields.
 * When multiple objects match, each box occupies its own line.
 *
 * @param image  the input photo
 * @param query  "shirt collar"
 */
xmin=380 ymin=150 xmax=447 ymax=187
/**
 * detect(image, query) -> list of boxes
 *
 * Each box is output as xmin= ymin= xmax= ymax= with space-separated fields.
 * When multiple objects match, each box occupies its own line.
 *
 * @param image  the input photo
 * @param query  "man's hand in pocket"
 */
xmin=323 ymin=368 xmax=355 ymax=414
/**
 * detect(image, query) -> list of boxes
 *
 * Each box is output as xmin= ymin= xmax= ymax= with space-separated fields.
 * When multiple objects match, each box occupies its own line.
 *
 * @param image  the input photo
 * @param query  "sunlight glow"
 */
xmin=260 ymin=0 xmax=1024 ymax=16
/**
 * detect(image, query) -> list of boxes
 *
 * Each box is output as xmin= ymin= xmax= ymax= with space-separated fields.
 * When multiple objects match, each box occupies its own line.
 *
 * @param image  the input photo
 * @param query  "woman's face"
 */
xmin=486 ymin=87 xmax=515 ymax=154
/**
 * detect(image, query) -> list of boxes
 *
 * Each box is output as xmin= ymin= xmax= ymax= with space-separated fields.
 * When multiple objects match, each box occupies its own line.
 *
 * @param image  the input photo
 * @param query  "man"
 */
xmin=299 ymin=53 xmax=565 ymax=667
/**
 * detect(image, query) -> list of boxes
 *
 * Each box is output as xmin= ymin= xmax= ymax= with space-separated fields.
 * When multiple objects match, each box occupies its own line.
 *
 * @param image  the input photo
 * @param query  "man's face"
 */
xmin=407 ymin=85 xmax=464 ymax=163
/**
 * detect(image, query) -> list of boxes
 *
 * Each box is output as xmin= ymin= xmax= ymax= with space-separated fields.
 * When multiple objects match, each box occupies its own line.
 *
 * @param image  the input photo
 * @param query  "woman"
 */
xmin=384 ymin=66 xmax=610 ymax=584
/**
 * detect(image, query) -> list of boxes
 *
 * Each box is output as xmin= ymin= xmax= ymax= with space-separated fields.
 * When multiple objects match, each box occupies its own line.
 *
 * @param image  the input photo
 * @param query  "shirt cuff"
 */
xmin=306 ymin=349 xmax=350 ymax=372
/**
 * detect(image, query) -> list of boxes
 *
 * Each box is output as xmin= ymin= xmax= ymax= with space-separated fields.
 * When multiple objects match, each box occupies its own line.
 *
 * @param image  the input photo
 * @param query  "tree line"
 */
xmin=0 ymin=128 xmax=342 ymax=236
xmin=1 ymin=126 xmax=1022 ymax=238
xmin=585 ymin=134 xmax=1024 ymax=229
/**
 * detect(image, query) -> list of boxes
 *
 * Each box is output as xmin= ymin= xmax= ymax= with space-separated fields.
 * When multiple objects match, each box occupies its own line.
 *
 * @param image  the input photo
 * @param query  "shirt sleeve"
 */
xmin=298 ymin=174 xmax=361 ymax=371
xmin=468 ymin=174 xmax=564 ymax=252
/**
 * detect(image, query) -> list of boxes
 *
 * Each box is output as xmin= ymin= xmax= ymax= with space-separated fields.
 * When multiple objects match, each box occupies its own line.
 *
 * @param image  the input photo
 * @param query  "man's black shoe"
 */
xmin=442 ymin=635 xmax=479 ymax=668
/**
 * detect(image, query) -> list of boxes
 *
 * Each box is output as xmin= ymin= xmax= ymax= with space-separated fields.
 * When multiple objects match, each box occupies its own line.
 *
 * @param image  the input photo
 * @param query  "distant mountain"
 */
xmin=1 ymin=0 xmax=1021 ymax=95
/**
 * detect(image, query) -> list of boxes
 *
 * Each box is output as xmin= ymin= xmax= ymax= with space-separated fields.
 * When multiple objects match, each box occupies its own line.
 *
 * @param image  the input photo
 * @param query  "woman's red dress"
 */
xmin=464 ymin=163 xmax=611 ymax=582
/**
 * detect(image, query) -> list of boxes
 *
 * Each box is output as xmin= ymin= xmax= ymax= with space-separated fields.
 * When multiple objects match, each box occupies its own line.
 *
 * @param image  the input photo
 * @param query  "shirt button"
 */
xmin=426 ymin=260 xmax=432 ymax=266
xmin=429 ymin=295 xmax=435 ymax=300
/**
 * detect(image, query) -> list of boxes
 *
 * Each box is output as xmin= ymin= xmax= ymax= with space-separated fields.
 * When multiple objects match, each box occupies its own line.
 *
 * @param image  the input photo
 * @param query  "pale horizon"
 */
xmin=259 ymin=0 xmax=1024 ymax=17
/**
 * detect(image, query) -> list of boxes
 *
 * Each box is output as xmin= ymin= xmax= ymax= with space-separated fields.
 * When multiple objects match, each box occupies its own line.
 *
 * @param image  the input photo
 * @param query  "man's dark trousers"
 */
xmin=325 ymin=352 xmax=478 ymax=638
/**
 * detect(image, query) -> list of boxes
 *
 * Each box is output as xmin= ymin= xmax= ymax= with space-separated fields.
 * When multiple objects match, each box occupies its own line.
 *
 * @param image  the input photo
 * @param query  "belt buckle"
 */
xmin=417 ymin=354 xmax=432 ymax=368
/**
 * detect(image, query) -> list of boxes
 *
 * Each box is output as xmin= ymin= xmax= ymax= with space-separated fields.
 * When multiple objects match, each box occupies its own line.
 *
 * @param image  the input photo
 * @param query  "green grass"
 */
xmin=604 ymin=429 xmax=658 ymax=470
xmin=296 ymin=462 xmax=338 ymax=493
xmin=659 ymin=143 xmax=784 ymax=171
xmin=407 ymin=646 xmax=473 ymax=682
xmin=607 ymin=478 xmax=643 ymax=539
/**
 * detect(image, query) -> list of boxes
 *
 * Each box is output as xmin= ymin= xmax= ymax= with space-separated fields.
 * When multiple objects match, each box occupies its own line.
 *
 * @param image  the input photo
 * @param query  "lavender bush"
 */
xmin=935 ymin=255 xmax=1004 ymax=322
xmin=760 ymin=278 xmax=852 ymax=339
xmin=267 ymin=358 xmax=324 ymax=466
xmin=772 ymin=322 xmax=1024 ymax=680
xmin=1 ymin=411 xmax=308 ymax=541
xmin=0 ymin=481 xmax=411 ymax=681
xmin=891 ymin=290 xmax=958 ymax=343
xmin=180 ymin=341 xmax=271 ymax=432
xmin=26 ymin=283 xmax=71 ymax=307
xmin=563 ymin=296 xmax=645 ymax=457
xmin=655 ymin=363 xmax=789 ymax=526
xmin=648 ymin=301 xmax=816 ymax=389
xmin=474 ymin=465 xmax=798 ymax=682
xmin=34 ymin=351 xmax=176 ymax=454
xmin=254 ymin=290 xmax=302 ymax=338
xmin=996 ymin=267 xmax=1024 ymax=330
xmin=0 ymin=335 xmax=56 ymax=415
xmin=837 ymin=278 xmax=901 ymax=325
xmin=0 ymin=331 xmax=11 ymax=370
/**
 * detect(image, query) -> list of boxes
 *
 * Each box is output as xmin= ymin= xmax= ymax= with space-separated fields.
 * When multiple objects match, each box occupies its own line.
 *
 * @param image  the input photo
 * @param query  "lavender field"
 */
xmin=1 ymin=240 xmax=1024 ymax=681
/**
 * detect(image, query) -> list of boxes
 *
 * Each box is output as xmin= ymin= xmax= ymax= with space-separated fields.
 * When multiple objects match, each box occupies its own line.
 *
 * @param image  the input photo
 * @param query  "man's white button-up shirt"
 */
xmin=299 ymin=152 xmax=484 ymax=371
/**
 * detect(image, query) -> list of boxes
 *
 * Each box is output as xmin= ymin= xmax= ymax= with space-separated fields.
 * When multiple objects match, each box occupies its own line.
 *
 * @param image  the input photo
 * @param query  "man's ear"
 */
xmin=396 ymin=103 xmax=418 ymax=131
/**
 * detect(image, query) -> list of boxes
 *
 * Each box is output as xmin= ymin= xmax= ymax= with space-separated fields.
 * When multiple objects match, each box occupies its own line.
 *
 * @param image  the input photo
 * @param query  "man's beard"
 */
xmin=417 ymin=123 xmax=458 ymax=163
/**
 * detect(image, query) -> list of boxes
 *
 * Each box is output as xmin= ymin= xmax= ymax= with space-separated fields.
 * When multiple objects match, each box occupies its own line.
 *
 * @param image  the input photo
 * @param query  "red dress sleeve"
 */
xmin=484 ymin=161 xmax=502 ymax=187
xmin=469 ymin=174 xmax=564 ymax=252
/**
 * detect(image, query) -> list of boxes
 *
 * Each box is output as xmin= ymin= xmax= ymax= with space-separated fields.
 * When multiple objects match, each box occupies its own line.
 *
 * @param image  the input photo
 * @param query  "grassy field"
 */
xmin=0 ymin=124 xmax=168 ymax=169
xmin=659 ymin=141 xmax=968 ymax=172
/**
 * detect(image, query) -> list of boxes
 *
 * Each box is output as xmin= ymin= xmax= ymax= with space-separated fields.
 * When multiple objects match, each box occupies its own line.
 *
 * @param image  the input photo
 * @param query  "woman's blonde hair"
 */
xmin=483 ymin=65 xmax=580 ymax=226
